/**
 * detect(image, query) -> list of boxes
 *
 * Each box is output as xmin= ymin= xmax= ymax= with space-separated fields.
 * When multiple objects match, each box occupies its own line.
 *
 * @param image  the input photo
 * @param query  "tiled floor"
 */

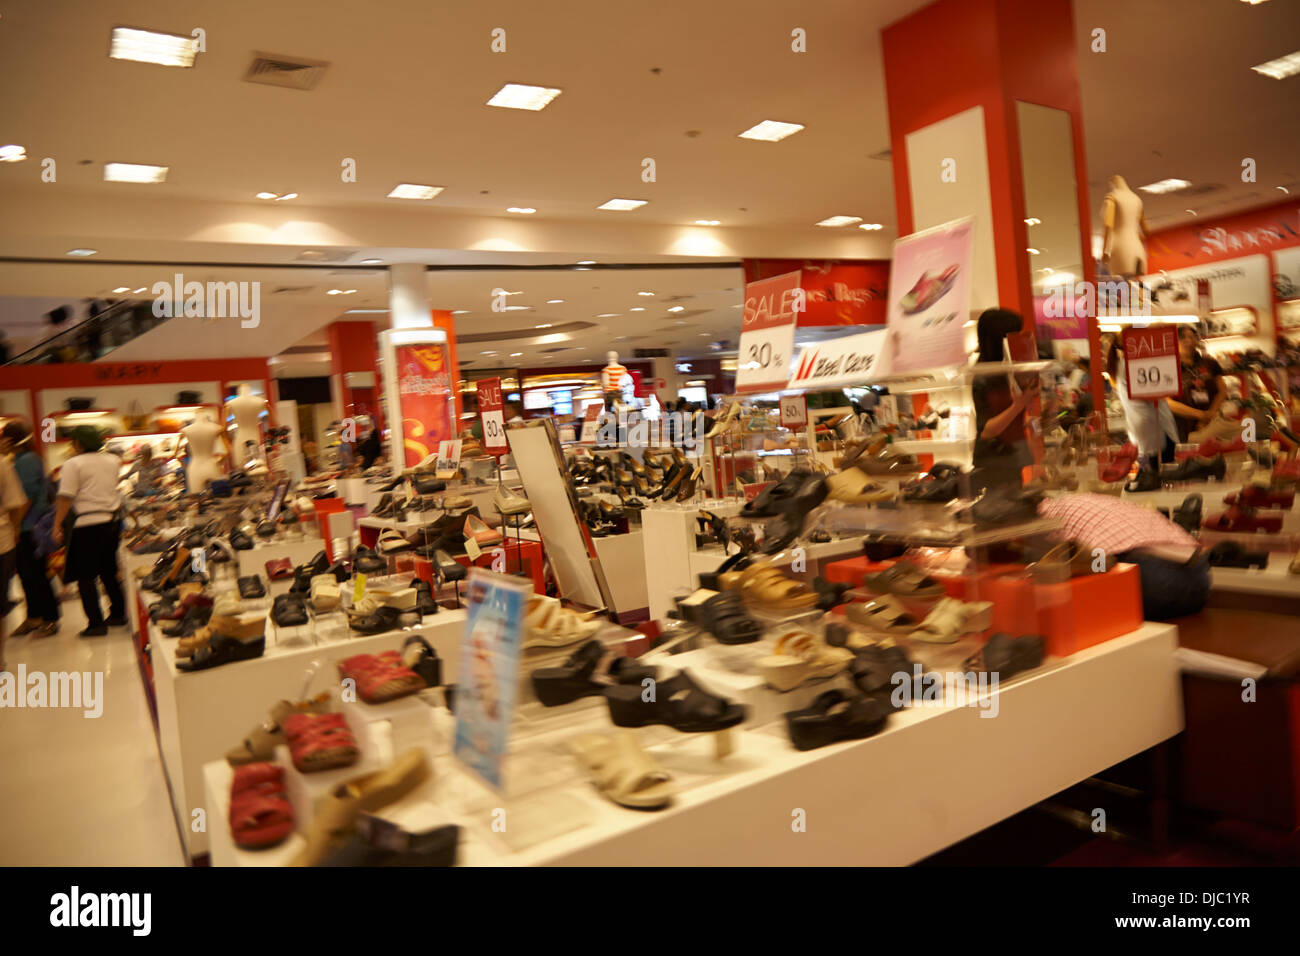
xmin=0 ymin=584 xmax=185 ymax=866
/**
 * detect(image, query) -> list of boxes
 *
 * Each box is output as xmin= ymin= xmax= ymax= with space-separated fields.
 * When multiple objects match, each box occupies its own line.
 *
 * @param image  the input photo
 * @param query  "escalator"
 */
xmin=3 ymin=299 xmax=169 ymax=365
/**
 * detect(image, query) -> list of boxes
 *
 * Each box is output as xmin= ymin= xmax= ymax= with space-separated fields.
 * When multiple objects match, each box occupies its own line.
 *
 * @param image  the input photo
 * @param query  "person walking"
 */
xmin=1 ymin=421 xmax=59 ymax=637
xmin=50 ymin=426 xmax=125 ymax=637
xmin=0 ymin=440 xmax=30 ymax=670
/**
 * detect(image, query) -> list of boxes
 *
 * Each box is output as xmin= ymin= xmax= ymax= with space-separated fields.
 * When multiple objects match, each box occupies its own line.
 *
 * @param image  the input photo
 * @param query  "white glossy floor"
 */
xmin=1 ymin=581 xmax=186 ymax=866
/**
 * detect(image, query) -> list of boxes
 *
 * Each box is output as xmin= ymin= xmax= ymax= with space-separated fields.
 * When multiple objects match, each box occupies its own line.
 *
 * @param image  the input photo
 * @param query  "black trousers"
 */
xmin=69 ymin=521 xmax=125 ymax=626
xmin=15 ymin=529 xmax=59 ymax=621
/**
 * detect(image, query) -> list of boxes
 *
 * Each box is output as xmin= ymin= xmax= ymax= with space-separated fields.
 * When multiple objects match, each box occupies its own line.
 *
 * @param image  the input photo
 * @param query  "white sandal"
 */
xmin=377 ymin=530 xmax=411 ymax=555
xmin=907 ymin=597 xmax=993 ymax=644
xmin=759 ymin=631 xmax=853 ymax=691
xmin=570 ymin=732 xmax=673 ymax=809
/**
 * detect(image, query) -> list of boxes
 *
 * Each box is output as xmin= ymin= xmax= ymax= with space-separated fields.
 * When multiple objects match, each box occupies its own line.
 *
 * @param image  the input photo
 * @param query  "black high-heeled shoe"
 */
xmin=433 ymin=549 xmax=468 ymax=583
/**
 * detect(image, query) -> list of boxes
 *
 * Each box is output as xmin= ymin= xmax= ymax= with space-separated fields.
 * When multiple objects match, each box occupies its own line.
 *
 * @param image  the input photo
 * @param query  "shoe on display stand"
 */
xmin=569 ymin=732 xmax=673 ymax=810
xmin=1161 ymin=454 xmax=1227 ymax=483
xmin=229 ymin=763 xmax=295 ymax=850
xmin=785 ymin=689 xmax=891 ymax=752
xmin=604 ymin=669 xmax=747 ymax=733
xmin=758 ymin=632 xmax=853 ymax=691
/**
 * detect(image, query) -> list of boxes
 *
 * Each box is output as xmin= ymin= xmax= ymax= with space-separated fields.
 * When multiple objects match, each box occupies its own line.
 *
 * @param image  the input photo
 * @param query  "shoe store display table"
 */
xmin=151 ymin=608 xmax=469 ymax=860
xmin=204 ymin=622 xmax=1180 ymax=866
xmin=1209 ymin=552 xmax=1300 ymax=602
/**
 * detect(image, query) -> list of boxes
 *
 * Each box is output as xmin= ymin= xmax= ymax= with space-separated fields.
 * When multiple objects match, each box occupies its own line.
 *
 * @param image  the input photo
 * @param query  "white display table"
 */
xmin=204 ymin=622 xmax=1181 ymax=867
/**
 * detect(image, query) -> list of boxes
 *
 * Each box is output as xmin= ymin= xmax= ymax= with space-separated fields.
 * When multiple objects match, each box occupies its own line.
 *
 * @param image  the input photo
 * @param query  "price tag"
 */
xmin=353 ymin=573 xmax=367 ymax=604
xmin=481 ymin=410 xmax=507 ymax=452
xmin=737 ymin=270 xmax=801 ymax=394
xmin=1122 ymin=326 xmax=1182 ymax=400
xmin=779 ymin=395 xmax=807 ymax=428
xmin=464 ymin=537 xmax=482 ymax=562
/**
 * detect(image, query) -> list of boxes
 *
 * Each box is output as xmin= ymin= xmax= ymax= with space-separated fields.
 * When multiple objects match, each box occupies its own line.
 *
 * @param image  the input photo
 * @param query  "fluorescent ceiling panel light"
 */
xmin=858 ymin=223 xmax=883 ymax=230
xmin=109 ymin=27 xmax=197 ymax=67
xmin=576 ymin=261 xmax=595 ymax=265
xmin=1252 ymin=50 xmax=1300 ymax=79
xmin=66 ymin=248 xmax=98 ymax=257
xmin=104 ymin=162 xmax=168 ymax=183
xmin=387 ymin=183 xmax=443 ymax=200
xmin=630 ymin=307 xmax=645 ymax=312
xmin=487 ymin=83 xmax=562 ymax=110
xmin=815 ymin=215 xmax=861 ymax=227
xmin=507 ymin=207 xmax=536 ymax=214
xmin=738 ymin=120 xmax=804 ymax=142
xmin=0 ymin=144 xmax=27 ymax=162
xmin=502 ymin=305 xmax=530 ymax=311
xmin=597 ymin=198 xmax=647 ymax=211
xmin=694 ymin=219 xmax=720 ymax=226
xmin=1138 ymin=178 xmax=1192 ymax=194
xmin=546 ymin=299 xmax=564 ymax=304
xmin=637 ymin=291 xmax=654 ymax=296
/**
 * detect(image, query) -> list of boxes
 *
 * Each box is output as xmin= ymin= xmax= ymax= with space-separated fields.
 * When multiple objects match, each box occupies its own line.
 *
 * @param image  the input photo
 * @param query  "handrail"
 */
xmin=4 ymin=300 xmax=166 ymax=365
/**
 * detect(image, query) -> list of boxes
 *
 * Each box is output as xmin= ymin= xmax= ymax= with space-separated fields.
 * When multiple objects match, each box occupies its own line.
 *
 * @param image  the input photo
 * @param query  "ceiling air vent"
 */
xmin=244 ymin=52 xmax=329 ymax=91
xmin=270 ymin=285 xmax=313 ymax=296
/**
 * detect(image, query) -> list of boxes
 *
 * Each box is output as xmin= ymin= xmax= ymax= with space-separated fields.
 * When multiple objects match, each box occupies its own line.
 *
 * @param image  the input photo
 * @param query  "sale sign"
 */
xmin=779 ymin=394 xmax=807 ymax=429
xmin=476 ymin=377 xmax=508 ymax=456
xmin=1121 ymin=326 xmax=1182 ymax=400
xmin=885 ymin=217 xmax=975 ymax=373
xmin=395 ymin=343 xmax=455 ymax=468
xmin=737 ymin=270 xmax=801 ymax=394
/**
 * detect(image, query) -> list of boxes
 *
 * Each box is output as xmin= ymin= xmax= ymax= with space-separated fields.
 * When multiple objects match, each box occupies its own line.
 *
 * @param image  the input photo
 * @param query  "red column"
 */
xmin=882 ymin=0 xmax=1102 ymax=411
xmin=326 ymin=320 xmax=382 ymax=431
xmin=431 ymin=309 xmax=463 ymax=425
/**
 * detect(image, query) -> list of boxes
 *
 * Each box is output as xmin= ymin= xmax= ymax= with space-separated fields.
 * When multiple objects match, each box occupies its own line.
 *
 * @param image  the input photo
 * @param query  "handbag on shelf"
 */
xmin=124 ymin=400 xmax=149 ymax=432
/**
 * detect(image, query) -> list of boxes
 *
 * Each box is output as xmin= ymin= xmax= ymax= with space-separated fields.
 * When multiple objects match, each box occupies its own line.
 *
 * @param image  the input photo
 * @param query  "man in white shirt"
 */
xmin=0 ymin=450 xmax=30 ymax=670
xmin=51 ymin=427 xmax=125 ymax=637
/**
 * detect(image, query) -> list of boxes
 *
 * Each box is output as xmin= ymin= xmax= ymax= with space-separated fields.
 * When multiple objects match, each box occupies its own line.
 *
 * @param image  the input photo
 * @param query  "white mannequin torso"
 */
xmin=182 ymin=418 xmax=226 ymax=492
xmin=226 ymin=392 xmax=267 ymax=465
xmin=1102 ymin=181 xmax=1146 ymax=278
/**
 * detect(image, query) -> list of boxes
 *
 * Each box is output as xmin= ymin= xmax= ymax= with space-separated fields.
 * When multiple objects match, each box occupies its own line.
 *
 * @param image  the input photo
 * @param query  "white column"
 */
xmin=388 ymin=262 xmax=432 ymax=329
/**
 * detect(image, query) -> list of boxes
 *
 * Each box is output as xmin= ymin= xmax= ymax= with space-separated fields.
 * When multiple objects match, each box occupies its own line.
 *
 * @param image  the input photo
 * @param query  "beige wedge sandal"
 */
xmin=569 ymin=732 xmax=673 ymax=810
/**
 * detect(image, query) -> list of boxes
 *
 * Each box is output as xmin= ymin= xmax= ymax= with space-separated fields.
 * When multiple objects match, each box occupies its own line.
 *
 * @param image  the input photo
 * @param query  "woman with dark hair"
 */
xmin=1168 ymin=325 xmax=1227 ymax=442
xmin=971 ymin=308 xmax=1038 ymax=489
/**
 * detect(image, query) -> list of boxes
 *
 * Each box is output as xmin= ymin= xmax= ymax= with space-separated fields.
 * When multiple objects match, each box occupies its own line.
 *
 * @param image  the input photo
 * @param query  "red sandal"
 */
xmin=283 ymin=712 xmax=360 ymax=773
xmin=1202 ymin=506 xmax=1284 ymax=534
xmin=1224 ymin=486 xmax=1295 ymax=509
xmin=1099 ymin=443 xmax=1138 ymax=483
xmin=229 ymin=762 xmax=294 ymax=849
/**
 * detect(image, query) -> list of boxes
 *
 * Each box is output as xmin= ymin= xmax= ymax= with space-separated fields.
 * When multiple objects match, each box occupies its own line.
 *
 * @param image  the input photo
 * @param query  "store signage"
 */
xmin=779 ymin=394 xmax=808 ymax=428
xmin=393 ymin=342 xmax=456 ymax=468
xmin=885 ymin=217 xmax=975 ymax=373
xmin=435 ymin=439 xmax=463 ymax=478
xmin=737 ymin=270 xmax=801 ymax=394
xmin=579 ymin=402 xmax=603 ymax=443
xmin=1140 ymin=254 xmax=1268 ymax=341
xmin=1121 ymin=326 xmax=1182 ymax=400
xmin=787 ymin=328 xmax=891 ymax=390
xmin=452 ymin=569 xmax=531 ymax=791
xmin=743 ymin=481 xmax=773 ymax=502
xmin=743 ymin=259 xmax=890 ymax=326
xmin=476 ymin=377 xmax=508 ymax=456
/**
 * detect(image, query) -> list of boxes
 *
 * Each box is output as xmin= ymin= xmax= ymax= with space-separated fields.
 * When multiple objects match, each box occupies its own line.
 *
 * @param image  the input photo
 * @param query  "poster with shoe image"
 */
xmin=886 ymin=217 xmax=975 ymax=373
xmin=452 ymin=569 xmax=532 ymax=791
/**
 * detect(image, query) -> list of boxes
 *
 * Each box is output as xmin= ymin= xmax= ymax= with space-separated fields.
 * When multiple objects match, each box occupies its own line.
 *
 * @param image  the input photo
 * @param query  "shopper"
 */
xmin=971 ymin=308 xmax=1038 ymax=490
xmin=1109 ymin=336 xmax=1178 ymax=481
xmin=1037 ymin=492 xmax=1209 ymax=620
xmin=0 ymin=442 xmax=30 ymax=670
xmin=51 ymin=426 xmax=126 ymax=637
xmin=1 ymin=421 xmax=59 ymax=637
xmin=1167 ymin=325 xmax=1227 ymax=442
xmin=356 ymin=426 xmax=383 ymax=469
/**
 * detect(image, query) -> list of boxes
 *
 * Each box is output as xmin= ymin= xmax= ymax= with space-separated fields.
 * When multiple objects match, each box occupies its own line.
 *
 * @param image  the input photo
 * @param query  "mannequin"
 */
xmin=601 ymin=350 xmax=631 ymax=411
xmin=225 ymin=383 xmax=268 ymax=467
xmin=1100 ymin=175 xmax=1149 ymax=279
xmin=180 ymin=410 xmax=228 ymax=493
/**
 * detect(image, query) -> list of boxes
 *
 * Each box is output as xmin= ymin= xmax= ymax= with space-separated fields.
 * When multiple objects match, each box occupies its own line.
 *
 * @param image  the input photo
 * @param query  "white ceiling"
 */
xmin=0 ymin=0 xmax=1297 ymax=369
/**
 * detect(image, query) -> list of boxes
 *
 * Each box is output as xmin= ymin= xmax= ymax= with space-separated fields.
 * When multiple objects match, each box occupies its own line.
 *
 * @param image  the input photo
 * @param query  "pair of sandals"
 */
xmin=530 ymin=639 xmax=654 ymax=706
xmin=718 ymin=560 xmax=819 ymax=612
xmin=337 ymin=652 xmax=425 ymax=704
xmin=230 ymin=762 xmax=295 ymax=850
xmin=862 ymin=561 xmax=945 ymax=599
xmin=226 ymin=694 xmax=332 ymax=765
xmin=284 ymin=712 xmax=360 ymax=773
xmin=962 ymin=633 xmax=1044 ymax=682
xmin=676 ymin=589 xmax=762 ymax=645
xmin=522 ymin=596 xmax=602 ymax=649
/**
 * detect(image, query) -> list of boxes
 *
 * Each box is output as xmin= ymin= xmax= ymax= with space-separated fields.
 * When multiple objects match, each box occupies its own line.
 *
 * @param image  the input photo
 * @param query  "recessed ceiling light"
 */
xmin=536 ymin=323 xmax=553 ymax=329
xmin=637 ymin=291 xmax=654 ymax=296
xmin=256 ymin=191 xmax=277 ymax=200
xmin=858 ymin=223 xmax=884 ymax=231
xmin=1252 ymin=50 xmax=1300 ymax=79
xmin=133 ymin=287 xmax=146 ymax=293
xmin=277 ymin=192 xmax=297 ymax=201
xmin=506 ymin=207 xmax=536 ymax=214
xmin=66 ymin=248 xmax=98 ymax=257
xmin=327 ymin=289 xmax=357 ymax=295
xmin=597 ymin=198 xmax=647 ymax=211
xmin=1024 ymin=217 xmax=1042 ymax=226
xmin=387 ymin=183 xmax=443 ymax=200
xmin=816 ymin=215 xmax=862 ymax=227
xmin=738 ymin=120 xmax=805 ymax=142
xmin=112 ymin=287 xmax=130 ymax=293
xmin=668 ymin=306 xmax=685 ymax=313
xmin=451 ymin=309 xmax=470 ymax=315
xmin=630 ymin=307 xmax=645 ymax=312
xmin=597 ymin=313 xmax=620 ymax=318
xmin=360 ymin=258 xmax=383 ymax=265
xmin=104 ymin=162 xmax=168 ymax=183
xmin=502 ymin=305 xmax=531 ymax=311
xmin=694 ymin=219 xmax=721 ymax=226
xmin=1138 ymin=178 xmax=1192 ymax=194
xmin=0 ymin=144 xmax=27 ymax=163
xmin=1278 ymin=186 xmax=1291 ymax=194
xmin=487 ymin=83 xmax=562 ymax=110
xmin=1026 ymin=248 xmax=1040 ymax=255
xmin=1185 ymin=208 xmax=1199 ymax=216
xmin=109 ymin=27 xmax=197 ymax=68
xmin=510 ymin=352 xmax=523 ymax=357
xmin=576 ymin=261 xmax=595 ymax=266
xmin=481 ymin=350 xmax=498 ymax=356
xmin=546 ymin=299 xmax=564 ymax=304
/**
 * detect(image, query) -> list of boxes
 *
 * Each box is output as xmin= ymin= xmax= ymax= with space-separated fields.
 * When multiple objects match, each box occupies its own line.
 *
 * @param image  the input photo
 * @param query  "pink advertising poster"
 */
xmin=885 ymin=217 xmax=975 ymax=373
